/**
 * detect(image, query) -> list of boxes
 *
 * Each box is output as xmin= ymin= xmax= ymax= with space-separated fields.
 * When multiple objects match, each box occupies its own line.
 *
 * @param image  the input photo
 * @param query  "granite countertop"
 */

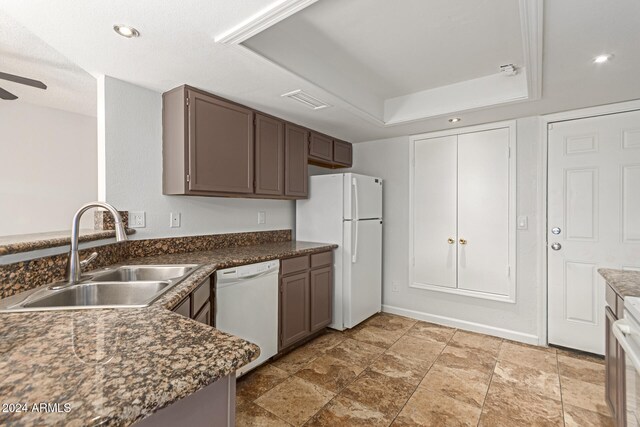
xmin=599 ymin=268 xmax=640 ymax=299
xmin=0 ymin=229 xmax=137 ymax=256
xmin=0 ymin=240 xmax=336 ymax=426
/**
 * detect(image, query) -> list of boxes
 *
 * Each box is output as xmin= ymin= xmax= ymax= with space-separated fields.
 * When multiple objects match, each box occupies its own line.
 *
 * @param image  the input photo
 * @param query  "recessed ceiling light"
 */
xmin=449 ymin=118 xmax=461 ymax=123
xmin=593 ymin=54 xmax=613 ymax=64
xmin=113 ymin=25 xmax=140 ymax=38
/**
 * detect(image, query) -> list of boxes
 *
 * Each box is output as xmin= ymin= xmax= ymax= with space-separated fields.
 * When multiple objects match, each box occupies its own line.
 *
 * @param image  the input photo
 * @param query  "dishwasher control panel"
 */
xmin=217 ymin=260 xmax=279 ymax=281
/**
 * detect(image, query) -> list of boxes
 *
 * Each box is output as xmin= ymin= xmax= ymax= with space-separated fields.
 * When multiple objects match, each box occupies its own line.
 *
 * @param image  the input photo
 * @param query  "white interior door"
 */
xmin=412 ymin=135 xmax=458 ymax=288
xmin=548 ymin=110 xmax=640 ymax=355
xmin=457 ymin=128 xmax=512 ymax=296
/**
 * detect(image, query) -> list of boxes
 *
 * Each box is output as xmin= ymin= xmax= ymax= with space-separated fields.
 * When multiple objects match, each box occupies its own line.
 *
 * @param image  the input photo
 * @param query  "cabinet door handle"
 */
xmin=459 ymin=239 xmax=467 ymax=245
xmin=447 ymin=238 xmax=455 ymax=244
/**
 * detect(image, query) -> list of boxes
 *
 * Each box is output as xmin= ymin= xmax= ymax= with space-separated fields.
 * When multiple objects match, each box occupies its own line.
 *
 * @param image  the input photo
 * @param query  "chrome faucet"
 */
xmin=65 ymin=202 xmax=128 ymax=284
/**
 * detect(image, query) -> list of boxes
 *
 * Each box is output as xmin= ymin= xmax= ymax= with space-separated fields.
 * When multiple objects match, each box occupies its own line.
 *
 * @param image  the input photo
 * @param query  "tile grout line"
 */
xmin=476 ymin=338 xmax=504 ymax=427
xmin=556 ymin=350 xmax=567 ymax=427
xmin=387 ymin=326 xmax=458 ymax=426
xmin=301 ymin=320 xmax=419 ymax=425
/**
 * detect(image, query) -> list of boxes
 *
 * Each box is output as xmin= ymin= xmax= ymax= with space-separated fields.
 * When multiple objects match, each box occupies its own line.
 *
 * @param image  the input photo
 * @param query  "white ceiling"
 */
xmin=244 ymin=0 xmax=523 ymax=99
xmin=1 ymin=0 xmax=639 ymax=141
xmin=0 ymin=11 xmax=96 ymax=116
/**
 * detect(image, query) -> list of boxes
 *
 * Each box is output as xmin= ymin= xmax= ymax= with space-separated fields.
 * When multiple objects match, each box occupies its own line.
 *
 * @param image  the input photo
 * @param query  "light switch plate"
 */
xmin=130 ymin=211 xmax=146 ymax=228
xmin=170 ymin=212 xmax=181 ymax=228
xmin=517 ymin=215 xmax=528 ymax=230
xmin=258 ymin=211 xmax=266 ymax=224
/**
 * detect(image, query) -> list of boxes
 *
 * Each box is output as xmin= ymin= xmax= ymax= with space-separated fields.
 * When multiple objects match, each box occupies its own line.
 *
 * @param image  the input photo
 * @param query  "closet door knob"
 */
xmin=447 ymin=238 xmax=455 ymax=244
xmin=459 ymin=239 xmax=467 ymax=245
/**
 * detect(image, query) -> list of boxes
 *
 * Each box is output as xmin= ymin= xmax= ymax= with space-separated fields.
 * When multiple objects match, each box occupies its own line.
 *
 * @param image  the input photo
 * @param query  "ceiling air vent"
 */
xmin=281 ymin=90 xmax=330 ymax=110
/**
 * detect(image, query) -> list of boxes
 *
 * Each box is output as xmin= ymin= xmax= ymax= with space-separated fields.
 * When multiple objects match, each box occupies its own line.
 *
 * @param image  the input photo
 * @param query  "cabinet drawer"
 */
xmin=606 ymin=284 xmax=618 ymax=312
xmin=281 ymin=255 xmax=309 ymax=276
xmin=194 ymin=302 xmax=211 ymax=326
xmin=311 ymin=251 xmax=332 ymax=269
xmin=192 ymin=278 xmax=211 ymax=314
xmin=174 ymin=297 xmax=191 ymax=318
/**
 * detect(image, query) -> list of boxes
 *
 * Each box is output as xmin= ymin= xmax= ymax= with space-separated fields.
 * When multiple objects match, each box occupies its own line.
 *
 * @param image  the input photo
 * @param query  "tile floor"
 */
xmin=235 ymin=313 xmax=613 ymax=426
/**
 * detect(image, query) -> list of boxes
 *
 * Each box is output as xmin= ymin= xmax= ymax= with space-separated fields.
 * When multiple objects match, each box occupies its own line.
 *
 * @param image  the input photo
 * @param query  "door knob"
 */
xmin=551 ymin=227 xmax=561 ymax=235
xmin=459 ymin=239 xmax=467 ymax=245
xmin=551 ymin=242 xmax=562 ymax=251
xmin=447 ymin=238 xmax=455 ymax=244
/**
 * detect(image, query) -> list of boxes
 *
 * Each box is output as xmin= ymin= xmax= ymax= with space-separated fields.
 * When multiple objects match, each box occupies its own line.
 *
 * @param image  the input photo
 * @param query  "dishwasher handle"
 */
xmin=216 ymin=268 xmax=279 ymax=287
xmin=613 ymin=319 xmax=640 ymax=375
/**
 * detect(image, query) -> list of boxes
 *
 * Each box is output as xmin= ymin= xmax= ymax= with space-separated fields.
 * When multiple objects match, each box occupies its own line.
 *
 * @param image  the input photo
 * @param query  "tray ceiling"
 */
xmin=2 ymin=0 xmax=639 ymax=141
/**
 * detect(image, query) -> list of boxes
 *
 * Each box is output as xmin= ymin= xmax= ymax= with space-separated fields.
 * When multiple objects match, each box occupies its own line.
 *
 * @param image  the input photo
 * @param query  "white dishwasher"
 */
xmin=215 ymin=260 xmax=279 ymax=376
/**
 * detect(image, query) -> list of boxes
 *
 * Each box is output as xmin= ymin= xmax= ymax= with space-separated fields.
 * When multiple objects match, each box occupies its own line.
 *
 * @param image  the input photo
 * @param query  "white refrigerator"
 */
xmin=296 ymin=173 xmax=383 ymax=330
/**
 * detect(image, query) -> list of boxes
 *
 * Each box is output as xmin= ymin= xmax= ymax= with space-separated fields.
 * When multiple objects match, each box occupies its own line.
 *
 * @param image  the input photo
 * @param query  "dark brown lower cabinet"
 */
xmin=173 ymin=277 xmax=214 ymax=326
xmin=605 ymin=284 xmax=626 ymax=427
xmin=280 ymin=272 xmax=310 ymax=349
xmin=279 ymin=251 xmax=333 ymax=351
xmin=310 ymin=266 xmax=332 ymax=332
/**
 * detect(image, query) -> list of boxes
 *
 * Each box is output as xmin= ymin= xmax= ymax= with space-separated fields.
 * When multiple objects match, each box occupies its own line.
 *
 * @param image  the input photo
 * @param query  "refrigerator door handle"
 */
xmin=352 ymin=177 xmax=360 ymax=221
xmin=352 ymin=220 xmax=359 ymax=263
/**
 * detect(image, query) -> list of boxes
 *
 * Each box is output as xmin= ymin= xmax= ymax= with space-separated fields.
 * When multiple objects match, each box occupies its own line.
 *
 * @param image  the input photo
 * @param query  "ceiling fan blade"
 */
xmin=0 ymin=87 xmax=18 ymax=100
xmin=0 ymin=72 xmax=47 ymax=90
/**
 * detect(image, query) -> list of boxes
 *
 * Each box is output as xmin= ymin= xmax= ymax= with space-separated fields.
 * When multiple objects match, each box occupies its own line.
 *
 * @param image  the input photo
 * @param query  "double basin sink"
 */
xmin=0 ymin=265 xmax=199 ymax=312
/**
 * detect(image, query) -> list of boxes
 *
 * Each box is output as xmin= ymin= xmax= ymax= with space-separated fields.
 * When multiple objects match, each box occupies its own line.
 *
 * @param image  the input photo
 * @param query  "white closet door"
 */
xmin=457 ymin=128 xmax=511 ymax=296
xmin=413 ymin=135 xmax=458 ymax=288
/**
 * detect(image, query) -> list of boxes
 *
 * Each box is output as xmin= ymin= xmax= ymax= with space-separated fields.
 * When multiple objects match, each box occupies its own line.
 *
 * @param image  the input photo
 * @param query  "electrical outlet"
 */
xmin=258 ymin=211 xmax=266 ymax=224
xmin=392 ymin=282 xmax=399 ymax=292
xmin=170 ymin=212 xmax=181 ymax=228
xmin=129 ymin=211 xmax=146 ymax=228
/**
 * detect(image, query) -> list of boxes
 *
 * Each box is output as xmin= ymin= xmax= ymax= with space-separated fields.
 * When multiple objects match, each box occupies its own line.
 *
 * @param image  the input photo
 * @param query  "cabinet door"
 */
xmin=255 ymin=114 xmax=285 ymax=196
xmin=174 ymin=297 xmax=191 ymax=318
xmin=284 ymin=124 xmax=308 ymax=198
xmin=188 ymin=90 xmax=254 ymax=194
xmin=605 ymin=307 xmax=618 ymax=421
xmin=280 ymin=272 xmax=310 ymax=349
xmin=333 ymin=140 xmax=352 ymax=167
xmin=310 ymin=266 xmax=332 ymax=332
xmin=194 ymin=302 xmax=211 ymax=326
xmin=309 ymin=132 xmax=333 ymax=162
xmin=457 ymin=128 xmax=512 ymax=296
xmin=412 ymin=135 xmax=458 ymax=289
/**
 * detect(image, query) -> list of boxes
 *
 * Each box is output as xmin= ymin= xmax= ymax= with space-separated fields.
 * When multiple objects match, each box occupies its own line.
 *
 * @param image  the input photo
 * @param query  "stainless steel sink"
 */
xmin=0 ymin=264 xmax=200 ymax=312
xmin=24 ymin=281 xmax=172 ymax=308
xmin=87 ymin=265 xmax=198 ymax=282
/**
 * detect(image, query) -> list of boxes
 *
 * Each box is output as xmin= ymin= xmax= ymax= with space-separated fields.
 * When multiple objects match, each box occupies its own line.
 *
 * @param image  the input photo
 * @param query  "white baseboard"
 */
xmin=382 ymin=304 xmax=540 ymax=346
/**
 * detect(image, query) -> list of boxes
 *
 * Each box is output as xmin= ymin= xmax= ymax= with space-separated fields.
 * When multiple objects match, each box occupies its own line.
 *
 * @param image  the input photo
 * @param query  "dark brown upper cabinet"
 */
xmin=255 ymin=114 xmax=285 ymax=196
xmin=307 ymin=132 xmax=353 ymax=169
xmin=284 ymin=124 xmax=308 ymax=198
xmin=163 ymin=85 xmax=350 ymax=199
xmin=309 ymin=132 xmax=333 ymax=163
xmin=163 ymin=86 xmax=254 ymax=195
xmin=333 ymin=140 xmax=353 ymax=167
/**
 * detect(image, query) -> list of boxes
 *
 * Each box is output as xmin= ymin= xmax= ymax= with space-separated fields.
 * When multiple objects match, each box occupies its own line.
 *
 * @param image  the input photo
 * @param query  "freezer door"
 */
xmin=343 ymin=219 xmax=382 ymax=328
xmin=344 ymin=173 xmax=383 ymax=220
